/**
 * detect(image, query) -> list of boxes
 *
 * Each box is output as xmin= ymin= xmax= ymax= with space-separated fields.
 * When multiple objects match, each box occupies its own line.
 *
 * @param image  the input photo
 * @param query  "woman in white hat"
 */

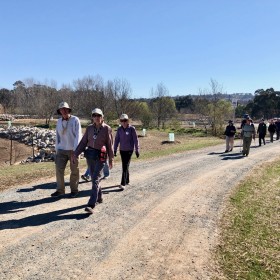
xmin=114 ymin=113 xmax=139 ymax=190
xmin=72 ymin=108 xmax=114 ymax=214
xmin=51 ymin=101 xmax=82 ymax=198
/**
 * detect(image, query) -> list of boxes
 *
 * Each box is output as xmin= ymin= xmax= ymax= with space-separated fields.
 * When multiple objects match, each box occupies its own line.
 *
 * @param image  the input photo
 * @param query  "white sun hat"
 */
xmin=57 ymin=101 xmax=71 ymax=114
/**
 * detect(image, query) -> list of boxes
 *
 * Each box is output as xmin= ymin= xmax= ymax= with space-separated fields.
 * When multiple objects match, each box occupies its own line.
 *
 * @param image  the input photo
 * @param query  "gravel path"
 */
xmin=1 ymin=141 xmax=279 ymax=280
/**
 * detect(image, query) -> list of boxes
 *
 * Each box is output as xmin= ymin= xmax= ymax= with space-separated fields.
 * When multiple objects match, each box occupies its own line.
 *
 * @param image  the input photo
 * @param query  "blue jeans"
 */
xmin=84 ymin=161 xmax=109 ymax=177
xmin=86 ymin=158 xmax=105 ymax=206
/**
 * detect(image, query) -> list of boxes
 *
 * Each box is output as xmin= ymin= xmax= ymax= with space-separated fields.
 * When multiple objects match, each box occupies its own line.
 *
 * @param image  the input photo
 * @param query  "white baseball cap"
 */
xmin=91 ymin=108 xmax=104 ymax=117
xmin=120 ymin=113 xmax=129 ymax=120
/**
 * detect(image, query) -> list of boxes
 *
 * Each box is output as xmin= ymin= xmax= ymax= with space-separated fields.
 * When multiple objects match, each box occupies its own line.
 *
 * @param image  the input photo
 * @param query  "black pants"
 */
xmin=259 ymin=133 xmax=266 ymax=146
xmin=269 ymin=132 xmax=274 ymax=142
xmin=120 ymin=150 xmax=133 ymax=186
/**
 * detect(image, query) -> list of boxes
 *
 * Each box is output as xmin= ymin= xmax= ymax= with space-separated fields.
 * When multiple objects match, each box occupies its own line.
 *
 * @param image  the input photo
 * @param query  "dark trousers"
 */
xmin=120 ymin=150 xmax=133 ymax=186
xmin=259 ymin=133 xmax=266 ymax=146
xmin=270 ymin=132 xmax=274 ymax=142
xmin=87 ymin=158 xmax=105 ymax=206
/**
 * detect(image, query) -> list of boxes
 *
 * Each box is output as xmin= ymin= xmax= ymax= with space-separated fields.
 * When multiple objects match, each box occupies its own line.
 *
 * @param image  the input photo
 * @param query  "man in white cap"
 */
xmin=51 ymin=101 xmax=82 ymax=198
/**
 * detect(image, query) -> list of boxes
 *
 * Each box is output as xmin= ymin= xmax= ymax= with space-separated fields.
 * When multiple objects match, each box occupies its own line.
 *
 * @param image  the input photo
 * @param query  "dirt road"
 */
xmin=1 ymin=141 xmax=279 ymax=280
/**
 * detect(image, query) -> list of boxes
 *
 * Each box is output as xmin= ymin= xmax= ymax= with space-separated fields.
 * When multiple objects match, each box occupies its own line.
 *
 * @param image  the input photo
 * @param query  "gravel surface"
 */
xmin=1 ymin=141 xmax=279 ymax=280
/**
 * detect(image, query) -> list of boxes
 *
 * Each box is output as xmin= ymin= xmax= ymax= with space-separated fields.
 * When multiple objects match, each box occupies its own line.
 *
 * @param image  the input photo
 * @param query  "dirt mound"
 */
xmin=0 ymin=138 xmax=33 ymax=166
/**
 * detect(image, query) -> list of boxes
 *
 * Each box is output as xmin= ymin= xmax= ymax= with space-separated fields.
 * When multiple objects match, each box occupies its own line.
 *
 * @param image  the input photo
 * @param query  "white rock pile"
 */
xmin=0 ymin=126 xmax=56 ymax=164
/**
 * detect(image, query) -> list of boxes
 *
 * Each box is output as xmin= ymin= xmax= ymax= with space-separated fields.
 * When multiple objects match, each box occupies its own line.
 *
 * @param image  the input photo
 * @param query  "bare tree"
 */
xmin=150 ymin=83 xmax=177 ymax=128
xmin=195 ymin=79 xmax=233 ymax=135
xmin=73 ymin=75 xmax=107 ymax=117
xmin=110 ymin=78 xmax=135 ymax=117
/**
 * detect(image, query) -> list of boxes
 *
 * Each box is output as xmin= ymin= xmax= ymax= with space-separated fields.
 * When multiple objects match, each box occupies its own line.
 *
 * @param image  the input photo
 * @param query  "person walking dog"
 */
xmin=51 ymin=102 xmax=82 ymax=198
xmin=114 ymin=114 xmax=139 ymax=190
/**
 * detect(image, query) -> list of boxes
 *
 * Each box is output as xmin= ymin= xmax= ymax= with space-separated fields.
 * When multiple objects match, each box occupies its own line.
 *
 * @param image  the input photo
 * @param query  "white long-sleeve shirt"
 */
xmin=55 ymin=115 xmax=82 ymax=151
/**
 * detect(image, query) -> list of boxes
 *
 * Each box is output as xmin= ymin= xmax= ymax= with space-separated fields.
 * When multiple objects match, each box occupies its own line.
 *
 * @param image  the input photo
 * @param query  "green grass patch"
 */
xmin=135 ymin=137 xmax=222 ymax=160
xmin=215 ymin=159 xmax=280 ymax=279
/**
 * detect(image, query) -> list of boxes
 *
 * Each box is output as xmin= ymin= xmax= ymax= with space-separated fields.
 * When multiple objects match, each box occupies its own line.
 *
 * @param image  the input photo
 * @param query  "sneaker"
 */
xmin=119 ymin=185 xmax=125 ymax=190
xmin=224 ymin=150 xmax=229 ymax=153
xmin=85 ymin=205 xmax=95 ymax=214
xmin=103 ymin=176 xmax=110 ymax=180
xmin=51 ymin=191 xmax=64 ymax=197
xmin=81 ymin=175 xmax=90 ymax=182
xmin=97 ymin=198 xmax=103 ymax=204
xmin=70 ymin=192 xmax=79 ymax=198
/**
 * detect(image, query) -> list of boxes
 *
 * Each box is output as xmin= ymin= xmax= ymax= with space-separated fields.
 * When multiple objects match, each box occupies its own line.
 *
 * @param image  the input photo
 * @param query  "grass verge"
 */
xmin=214 ymin=158 xmax=280 ymax=279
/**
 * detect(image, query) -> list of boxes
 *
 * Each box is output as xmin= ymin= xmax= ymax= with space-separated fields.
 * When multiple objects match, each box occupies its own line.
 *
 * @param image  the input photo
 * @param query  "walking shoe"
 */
xmin=51 ymin=191 xmax=65 ymax=197
xmin=224 ymin=150 xmax=229 ymax=153
xmin=70 ymin=192 xmax=79 ymax=198
xmin=229 ymin=149 xmax=233 ymax=152
xmin=81 ymin=175 xmax=90 ymax=181
xmin=103 ymin=176 xmax=110 ymax=180
xmin=97 ymin=198 xmax=103 ymax=204
xmin=119 ymin=185 xmax=125 ymax=190
xmin=85 ymin=205 xmax=95 ymax=214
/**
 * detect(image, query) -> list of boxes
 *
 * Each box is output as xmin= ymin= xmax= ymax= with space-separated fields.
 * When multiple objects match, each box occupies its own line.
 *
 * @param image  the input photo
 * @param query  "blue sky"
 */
xmin=1 ymin=0 xmax=280 ymax=98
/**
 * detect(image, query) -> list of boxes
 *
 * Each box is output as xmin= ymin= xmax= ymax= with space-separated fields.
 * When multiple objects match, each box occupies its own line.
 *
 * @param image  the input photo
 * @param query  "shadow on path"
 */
xmin=16 ymin=180 xmax=89 ymax=193
xmin=1 ymin=181 xmax=122 ymax=215
xmin=219 ymin=152 xmax=245 ymax=160
xmin=0 ymin=205 xmax=89 ymax=230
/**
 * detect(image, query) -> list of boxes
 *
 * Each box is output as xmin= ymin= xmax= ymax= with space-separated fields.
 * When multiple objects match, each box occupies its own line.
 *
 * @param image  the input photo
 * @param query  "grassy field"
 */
xmin=214 ymin=158 xmax=280 ymax=279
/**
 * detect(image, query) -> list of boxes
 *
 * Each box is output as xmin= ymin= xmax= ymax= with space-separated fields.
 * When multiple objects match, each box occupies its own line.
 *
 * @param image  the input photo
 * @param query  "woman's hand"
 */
xmin=71 ymin=152 xmax=78 ymax=164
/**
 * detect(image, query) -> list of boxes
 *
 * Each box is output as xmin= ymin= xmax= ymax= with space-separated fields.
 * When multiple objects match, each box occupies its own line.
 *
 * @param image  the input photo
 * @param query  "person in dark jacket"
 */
xmin=257 ymin=119 xmax=267 ymax=146
xmin=114 ymin=113 xmax=139 ymax=190
xmin=275 ymin=118 xmax=280 ymax=140
xmin=268 ymin=119 xmax=277 ymax=143
xmin=224 ymin=120 xmax=236 ymax=152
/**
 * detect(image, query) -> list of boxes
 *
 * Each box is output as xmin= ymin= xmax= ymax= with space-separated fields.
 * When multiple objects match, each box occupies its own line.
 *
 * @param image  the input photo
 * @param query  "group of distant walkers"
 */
xmin=224 ymin=114 xmax=280 ymax=157
xmin=51 ymin=101 xmax=139 ymax=214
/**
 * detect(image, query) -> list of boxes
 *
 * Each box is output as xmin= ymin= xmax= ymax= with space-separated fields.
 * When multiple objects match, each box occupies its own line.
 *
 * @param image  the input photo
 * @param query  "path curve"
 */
xmin=0 ymin=141 xmax=279 ymax=280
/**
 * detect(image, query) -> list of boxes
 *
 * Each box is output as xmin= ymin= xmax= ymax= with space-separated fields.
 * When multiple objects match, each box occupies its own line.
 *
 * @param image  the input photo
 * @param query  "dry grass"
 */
xmin=0 ymin=129 xmax=223 ymax=192
xmin=214 ymin=159 xmax=280 ymax=279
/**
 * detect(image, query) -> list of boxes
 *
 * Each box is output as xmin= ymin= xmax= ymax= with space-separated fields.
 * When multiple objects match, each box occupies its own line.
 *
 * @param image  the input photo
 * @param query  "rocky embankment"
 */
xmin=0 ymin=126 xmax=56 ymax=163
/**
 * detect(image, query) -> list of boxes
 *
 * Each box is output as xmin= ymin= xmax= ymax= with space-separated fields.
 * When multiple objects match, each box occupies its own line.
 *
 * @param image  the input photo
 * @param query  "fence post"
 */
xmin=10 ymin=133 xmax=13 ymax=165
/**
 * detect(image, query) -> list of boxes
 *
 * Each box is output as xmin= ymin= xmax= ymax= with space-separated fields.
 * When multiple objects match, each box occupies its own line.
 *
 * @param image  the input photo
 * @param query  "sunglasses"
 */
xmin=120 ymin=119 xmax=128 ymax=122
xmin=92 ymin=114 xmax=102 ymax=117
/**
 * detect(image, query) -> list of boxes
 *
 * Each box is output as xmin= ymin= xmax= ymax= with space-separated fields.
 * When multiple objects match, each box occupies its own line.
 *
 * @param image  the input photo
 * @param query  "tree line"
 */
xmin=1 ymin=77 xmax=278 ymax=135
xmin=0 ymin=77 xmax=178 ymax=130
